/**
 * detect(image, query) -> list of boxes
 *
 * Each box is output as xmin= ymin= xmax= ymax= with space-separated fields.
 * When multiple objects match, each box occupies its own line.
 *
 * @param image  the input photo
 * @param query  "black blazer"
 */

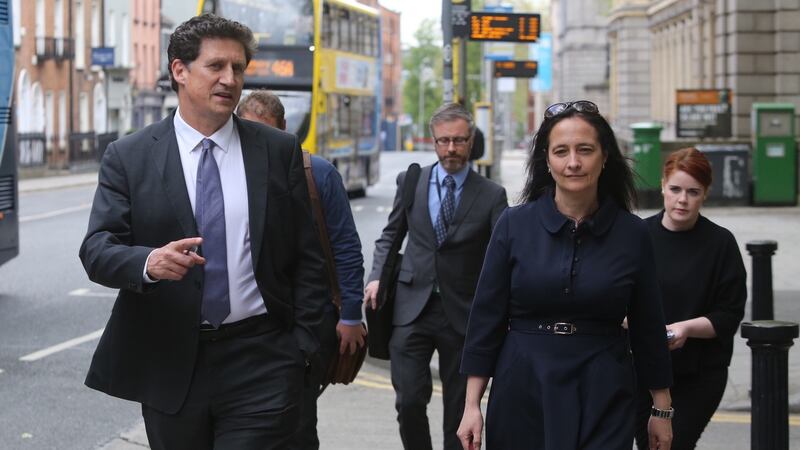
xmin=79 ymin=114 xmax=327 ymax=413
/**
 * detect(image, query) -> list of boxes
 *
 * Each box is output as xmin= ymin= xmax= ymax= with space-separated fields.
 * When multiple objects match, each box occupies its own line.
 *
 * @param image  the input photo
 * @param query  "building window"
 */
xmin=91 ymin=0 xmax=100 ymax=48
xmin=75 ymin=1 xmax=85 ymax=68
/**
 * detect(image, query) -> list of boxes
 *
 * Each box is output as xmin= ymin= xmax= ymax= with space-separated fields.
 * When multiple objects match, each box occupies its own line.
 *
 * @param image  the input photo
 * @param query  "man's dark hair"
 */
xmin=237 ymin=90 xmax=285 ymax=123
xmin=167 ymin=13 xmax=257 ymax=92
xmin=520 ymin=107 xmax=637 ymax=211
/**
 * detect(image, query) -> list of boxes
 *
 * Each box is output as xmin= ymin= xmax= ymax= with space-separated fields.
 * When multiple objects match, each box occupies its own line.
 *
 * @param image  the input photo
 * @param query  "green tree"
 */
xmin=402 ymin=19 xmax=442 ymax=139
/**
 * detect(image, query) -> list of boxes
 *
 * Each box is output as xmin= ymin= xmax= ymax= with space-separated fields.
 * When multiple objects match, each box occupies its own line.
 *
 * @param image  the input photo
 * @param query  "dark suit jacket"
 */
xmin=79 ymin=114 xmax=327 ymax=414
xmin=369 ymin=164 xmax=507 ymax=335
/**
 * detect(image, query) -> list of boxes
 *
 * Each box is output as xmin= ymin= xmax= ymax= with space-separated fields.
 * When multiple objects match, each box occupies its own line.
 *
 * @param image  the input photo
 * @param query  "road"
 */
xmin=0 ymin=151 xmax=798 ymax=449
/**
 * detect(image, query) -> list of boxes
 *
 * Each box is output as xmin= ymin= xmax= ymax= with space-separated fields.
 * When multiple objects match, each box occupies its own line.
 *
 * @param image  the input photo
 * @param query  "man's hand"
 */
xmin=337 ymin=321 xmax=367 ymax=355
xmin=363 ymin=280 xmax=380 ymax=310
xmin=146 ymin=237 xmax=205 ymax=281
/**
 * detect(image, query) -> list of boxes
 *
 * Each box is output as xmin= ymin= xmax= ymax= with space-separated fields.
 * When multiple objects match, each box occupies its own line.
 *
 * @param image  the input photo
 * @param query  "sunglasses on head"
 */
xmin=544 ymin=101 xmax=599 ymax=119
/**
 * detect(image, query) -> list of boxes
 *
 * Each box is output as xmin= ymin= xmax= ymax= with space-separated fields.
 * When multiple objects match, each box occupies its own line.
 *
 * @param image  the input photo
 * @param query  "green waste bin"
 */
xmin=630 ymin=122 xmax=663 ymax=190
xmin=752 ymin=103 xmax=797 ymax=205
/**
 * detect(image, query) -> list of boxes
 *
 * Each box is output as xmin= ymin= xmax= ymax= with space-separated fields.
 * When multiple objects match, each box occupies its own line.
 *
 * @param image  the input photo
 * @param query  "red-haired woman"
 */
xmin=634 ymin=147 xmax=747 ymax=450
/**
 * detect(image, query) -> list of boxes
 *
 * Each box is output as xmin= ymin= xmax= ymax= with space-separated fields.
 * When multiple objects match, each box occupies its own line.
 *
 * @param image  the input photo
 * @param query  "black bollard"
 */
xmin=740 ymin=321 xmax=798 ymax=450
xmin=746 ymin=240 xmax=778 ymax=320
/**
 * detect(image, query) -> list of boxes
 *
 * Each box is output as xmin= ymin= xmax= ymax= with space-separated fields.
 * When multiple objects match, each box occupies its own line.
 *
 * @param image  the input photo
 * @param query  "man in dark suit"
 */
xmin=364 ymin=103 xmax=508 ymax=450
xmin=79 ymin=14 xmax=327 ymax=450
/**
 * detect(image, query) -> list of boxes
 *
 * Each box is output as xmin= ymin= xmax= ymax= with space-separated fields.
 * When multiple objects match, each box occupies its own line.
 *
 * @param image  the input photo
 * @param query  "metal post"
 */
xmin=740 ymin=321 xmax=798 ymax=450
xmin=458 ymin=38 xmax=467 ymax=103
xmin=442 ymin=0 xmax=454 ymax=102
xmin=746 ymin=240 xmax=778 ymax=320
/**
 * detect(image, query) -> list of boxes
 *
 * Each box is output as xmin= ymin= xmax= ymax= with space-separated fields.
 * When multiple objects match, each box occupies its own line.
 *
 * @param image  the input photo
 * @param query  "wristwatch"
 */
xmin=651 ymin=406 xmax=675 ymax=419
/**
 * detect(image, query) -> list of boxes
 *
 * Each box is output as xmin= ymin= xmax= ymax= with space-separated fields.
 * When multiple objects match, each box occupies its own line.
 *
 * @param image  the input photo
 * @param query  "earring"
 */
xmin=547 ymin=166 xmax=551 ymax=173
xmin=602 ymin=162 xmax=606 ymax=170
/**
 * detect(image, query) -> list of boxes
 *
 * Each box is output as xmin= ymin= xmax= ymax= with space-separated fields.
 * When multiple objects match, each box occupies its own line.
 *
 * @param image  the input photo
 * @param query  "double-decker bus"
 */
xmin=0 ymin=0 xmax=19 ymax=268
xmin=198 ymin=0 xmax=381 ymax=196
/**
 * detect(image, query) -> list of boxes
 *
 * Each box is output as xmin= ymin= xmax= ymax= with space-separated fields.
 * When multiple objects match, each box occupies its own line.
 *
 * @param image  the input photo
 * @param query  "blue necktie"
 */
xmin=196 ymin=138 xmax=230 ymax=328
xmin=434 ymin=175 xmax=456 ymax=247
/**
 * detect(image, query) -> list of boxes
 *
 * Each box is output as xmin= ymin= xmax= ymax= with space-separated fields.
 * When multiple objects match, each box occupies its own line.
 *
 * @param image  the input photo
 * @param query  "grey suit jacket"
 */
xmin=79 ymin=114 xmax=327 ymax=413
xmin=369 ymin=164 xmax=507 ymax=335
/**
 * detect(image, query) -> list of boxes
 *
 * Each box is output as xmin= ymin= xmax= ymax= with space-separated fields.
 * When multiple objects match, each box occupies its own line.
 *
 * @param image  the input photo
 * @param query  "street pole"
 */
xmin=418 ymin=68 xmax=425 ymax=145
xmin=458 ymin=38 xmax=467 ymax=104
xmin=442 ymin=0 xmax=454 ymax=102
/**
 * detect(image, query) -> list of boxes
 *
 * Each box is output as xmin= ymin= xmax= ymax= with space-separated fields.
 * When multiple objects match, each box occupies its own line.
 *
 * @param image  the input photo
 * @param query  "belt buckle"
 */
xmin=553 ymin=322 xmax=575 ymax=335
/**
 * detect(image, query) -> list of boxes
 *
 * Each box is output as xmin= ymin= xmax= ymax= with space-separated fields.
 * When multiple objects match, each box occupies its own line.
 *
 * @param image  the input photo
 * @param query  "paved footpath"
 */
xmin=21 ymin=150 xmax=800 ymax=448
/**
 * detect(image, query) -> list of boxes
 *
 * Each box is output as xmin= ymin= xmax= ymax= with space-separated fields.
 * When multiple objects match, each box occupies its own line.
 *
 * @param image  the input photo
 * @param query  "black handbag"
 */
xmin=366 ymin=163 xmax=421 ymax=360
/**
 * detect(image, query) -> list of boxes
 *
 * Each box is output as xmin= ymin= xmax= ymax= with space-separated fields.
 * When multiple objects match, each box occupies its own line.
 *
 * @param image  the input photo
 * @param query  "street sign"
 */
xmin=452 ymin=0 xmax=471 ymax=39
xmin=91 ymin=47 xmax=114 ymax=67
xmin=493 ymin=60 xmax=538 ymax=78
xmin=676 ymin=89 xmax=732 ymax=138
xmin=468 ymin=12 xmax=541 ymax=42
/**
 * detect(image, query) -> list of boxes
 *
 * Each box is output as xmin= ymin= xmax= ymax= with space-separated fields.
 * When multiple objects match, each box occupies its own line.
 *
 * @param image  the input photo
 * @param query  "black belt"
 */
xmin=510 ymin=318 xmax=625 ymax=336
xmin=198 ymin=314 xmax=279 ymax=342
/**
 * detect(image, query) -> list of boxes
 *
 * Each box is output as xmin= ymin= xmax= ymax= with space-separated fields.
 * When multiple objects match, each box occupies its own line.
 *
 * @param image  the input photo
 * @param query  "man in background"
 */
xmin=238 ymin=90 xmax=366 ymax=450
xmin=364 ymin=103 xmax=508 ymax=450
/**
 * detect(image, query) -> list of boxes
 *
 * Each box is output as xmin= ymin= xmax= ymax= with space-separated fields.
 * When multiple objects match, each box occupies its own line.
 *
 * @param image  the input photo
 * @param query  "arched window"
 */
xmin=31 ymin=82 xmax=45 ymax=133
xmin=16 ymin=69 xmax=30 ymax=133
xmin=93 ymin=83 xmax=107 ymax=133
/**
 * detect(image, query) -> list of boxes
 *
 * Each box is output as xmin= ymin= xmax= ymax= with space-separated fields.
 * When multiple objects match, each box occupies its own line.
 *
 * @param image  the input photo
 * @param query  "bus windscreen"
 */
xmin=219 ymin=0 xmax=314 ymax=47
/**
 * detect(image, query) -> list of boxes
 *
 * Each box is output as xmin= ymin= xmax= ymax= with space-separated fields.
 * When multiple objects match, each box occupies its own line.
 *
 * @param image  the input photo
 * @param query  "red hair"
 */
xmin=663 ymin=147 xmax=712 ymax=190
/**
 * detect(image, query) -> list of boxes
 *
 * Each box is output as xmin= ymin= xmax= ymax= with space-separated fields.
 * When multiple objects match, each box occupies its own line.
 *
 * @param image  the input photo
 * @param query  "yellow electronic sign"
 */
xmin=493 ymin=60 xmax=538 ymax=78
xmin=469 ymin=12 xmax=541 ymax=42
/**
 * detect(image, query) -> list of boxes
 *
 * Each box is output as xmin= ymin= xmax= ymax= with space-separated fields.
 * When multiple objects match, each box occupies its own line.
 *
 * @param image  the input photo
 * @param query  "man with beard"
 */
xmin=364 ymin=103 xmax=508 ymax=450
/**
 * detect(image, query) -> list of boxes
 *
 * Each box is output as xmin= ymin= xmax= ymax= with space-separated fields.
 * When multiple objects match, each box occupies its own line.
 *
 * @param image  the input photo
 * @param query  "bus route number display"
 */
xmin=246 ymin=59 xmax=295 ymax=79
xmin=469 ymin=12 xmax=541 ymax=43
xmin=494 ymin=60 xmax=538 ymax=78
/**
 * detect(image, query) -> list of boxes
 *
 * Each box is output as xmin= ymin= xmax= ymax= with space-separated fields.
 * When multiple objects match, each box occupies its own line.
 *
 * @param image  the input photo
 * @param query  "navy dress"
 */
xmin=461 ymin=193 xmax=672 ymax=450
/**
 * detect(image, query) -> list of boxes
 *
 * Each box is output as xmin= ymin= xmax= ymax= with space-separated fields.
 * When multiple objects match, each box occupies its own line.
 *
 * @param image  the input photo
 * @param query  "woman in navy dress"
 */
xmin=634 ymin=148 xmax=746 ymax=450
xmin=456 ymin=101 xmax=674 ymax=450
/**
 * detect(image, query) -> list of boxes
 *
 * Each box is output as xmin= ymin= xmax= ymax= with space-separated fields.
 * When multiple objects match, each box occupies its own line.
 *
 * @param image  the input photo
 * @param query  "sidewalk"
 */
xmin=18 ymin=172 xmax=97 ymax=193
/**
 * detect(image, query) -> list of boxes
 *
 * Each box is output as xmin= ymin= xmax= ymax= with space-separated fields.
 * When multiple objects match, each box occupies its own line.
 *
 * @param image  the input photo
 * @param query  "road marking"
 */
xmin=20 ymin=203 xmax=92 ymax=223
xmin=352 ymin=205 xmax=364 ymax=212
xmin=376 ymin=206 xmax=388 ymax=213
xmin=19 ymin=328 xmax=104 ymax=362
xmin=68 ymin=288 xmax=116 ymax=298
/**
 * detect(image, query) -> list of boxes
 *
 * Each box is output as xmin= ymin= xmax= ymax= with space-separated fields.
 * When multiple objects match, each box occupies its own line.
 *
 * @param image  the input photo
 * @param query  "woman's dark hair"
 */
xmin=519 ymin=108 xmax=638 ymax=211
xmin=167 ymin=14 xmax=257 ymax=92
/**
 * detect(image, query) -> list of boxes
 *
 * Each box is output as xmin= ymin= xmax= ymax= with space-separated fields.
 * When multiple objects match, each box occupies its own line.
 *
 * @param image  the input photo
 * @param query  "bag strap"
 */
xmin=302 ymin=151 xmax=342 ymax=312
xmin=387 ymin=163 xmax=422 ymax=257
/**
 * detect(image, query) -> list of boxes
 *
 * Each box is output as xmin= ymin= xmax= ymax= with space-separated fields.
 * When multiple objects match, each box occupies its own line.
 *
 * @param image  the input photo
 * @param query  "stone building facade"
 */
xmin=551 ymin=0 xmax=614 ymax=115
xmin=607 ymin=0 xmax=800 ymax=142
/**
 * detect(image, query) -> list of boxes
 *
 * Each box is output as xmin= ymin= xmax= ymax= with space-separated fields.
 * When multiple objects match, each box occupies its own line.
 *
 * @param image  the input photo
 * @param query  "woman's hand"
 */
xmin=666 ymin=322 xmax=689 ymax=350
xmin=457 ymin=405 xmax=484 ymax=450
xmin=648 ymin=416 xmax=673 ymax=449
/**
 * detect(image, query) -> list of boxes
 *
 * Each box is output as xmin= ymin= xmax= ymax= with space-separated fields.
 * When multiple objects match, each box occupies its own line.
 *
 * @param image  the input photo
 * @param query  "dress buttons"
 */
xmin=571 ymin=269 xmax=577 ymax=276
xmin=563 ymin=288 xmax=571 ymax=294
xmin=570 ymin=228 xmax=576 ymax=233
xmin=576 ymin=239 xmax=582 ymax=245
xmin=573 ymin=256 xmax=580 ymax=262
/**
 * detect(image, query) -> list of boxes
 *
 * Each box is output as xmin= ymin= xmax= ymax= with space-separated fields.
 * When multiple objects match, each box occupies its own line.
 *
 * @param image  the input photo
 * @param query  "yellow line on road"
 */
xmin=353 ymin=373 xmax=800 ymax=427
xmin=711 ymin=412 xmax=800 ymax=427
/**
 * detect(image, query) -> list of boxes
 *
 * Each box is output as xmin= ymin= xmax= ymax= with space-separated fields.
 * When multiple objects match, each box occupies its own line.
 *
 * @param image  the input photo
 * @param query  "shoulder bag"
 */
xmin=303 ymin=151 xmax=366 ymax=385
xmin=365 ymin=163 xmax=421 ymax=360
